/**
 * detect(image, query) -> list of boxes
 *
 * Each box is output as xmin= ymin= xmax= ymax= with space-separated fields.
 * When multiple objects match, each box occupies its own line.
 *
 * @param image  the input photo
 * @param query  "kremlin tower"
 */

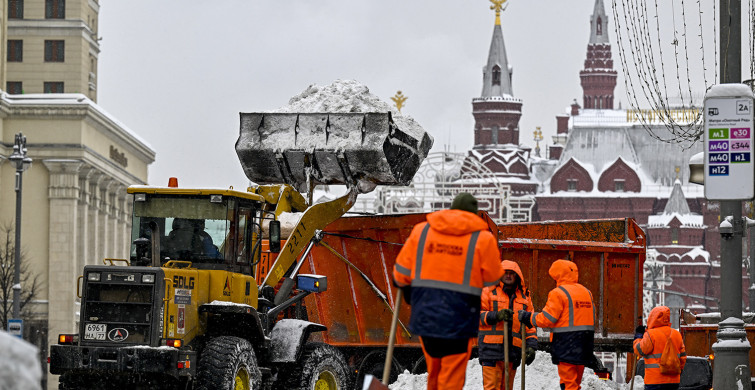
xmin=468 ymin=0 xmax=536 ymax=196
xmin=579 ymin=0 xmax=617 ymax=109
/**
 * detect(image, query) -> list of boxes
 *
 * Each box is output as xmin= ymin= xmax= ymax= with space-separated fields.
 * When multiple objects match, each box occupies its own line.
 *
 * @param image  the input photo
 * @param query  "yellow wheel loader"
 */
xmin=48 ymin=112 xmax=432 ymax=389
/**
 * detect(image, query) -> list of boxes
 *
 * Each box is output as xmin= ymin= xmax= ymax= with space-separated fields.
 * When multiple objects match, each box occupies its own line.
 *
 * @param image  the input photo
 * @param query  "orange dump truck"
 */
xmin=258 ymin=213 xmax=646 ymax=383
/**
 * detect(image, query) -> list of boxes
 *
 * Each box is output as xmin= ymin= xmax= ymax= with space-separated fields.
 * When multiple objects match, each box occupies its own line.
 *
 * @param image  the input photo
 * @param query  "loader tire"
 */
xmin=280 ymin=342 xmax=352 ymax=390
xmin=196 ymin=336 xmax=261 ymax=390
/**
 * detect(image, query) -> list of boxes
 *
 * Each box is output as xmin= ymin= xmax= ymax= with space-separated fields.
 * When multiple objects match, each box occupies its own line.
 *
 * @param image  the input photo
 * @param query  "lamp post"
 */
xmin=8 ymin=133 xmax=32 ymax=321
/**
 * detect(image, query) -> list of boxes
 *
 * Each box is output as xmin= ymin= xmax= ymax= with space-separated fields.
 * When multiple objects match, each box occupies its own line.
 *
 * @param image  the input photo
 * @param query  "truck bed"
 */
xmin=258 ymin=213 xmax=646 ymax=352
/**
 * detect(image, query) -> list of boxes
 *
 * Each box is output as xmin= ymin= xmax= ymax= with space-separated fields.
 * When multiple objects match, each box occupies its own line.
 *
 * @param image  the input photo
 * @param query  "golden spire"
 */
xmin=489 ymin=0 xmax=508 ymax=26
xmin=391 ymin=91 xmax=408 ymax=113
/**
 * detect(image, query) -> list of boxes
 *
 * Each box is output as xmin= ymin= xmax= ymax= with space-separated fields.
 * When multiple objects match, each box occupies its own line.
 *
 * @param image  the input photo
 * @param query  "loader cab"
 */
xmin=127 ymin=186 xmax=271 ymax=275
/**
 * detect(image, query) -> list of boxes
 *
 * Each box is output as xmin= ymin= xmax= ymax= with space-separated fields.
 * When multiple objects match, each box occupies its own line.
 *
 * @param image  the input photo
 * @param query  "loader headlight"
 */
xmin=134 ymin=193 xmax=147 ymax=202
xmin=87 ymin=272 xmax=101 ymax=282
xmin=142 ymin=274 xmax=155 ymax=283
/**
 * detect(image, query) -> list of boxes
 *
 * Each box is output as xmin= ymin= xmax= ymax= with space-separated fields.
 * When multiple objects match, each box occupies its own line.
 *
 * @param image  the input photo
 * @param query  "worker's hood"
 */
xmin=501 ymin=260 xmax=526 ymax=291
xmin=647 ymin=305 xmax=671 ymax=329
xmin=426 ymin=209 xmax=488 ymax=236
xmin=548 ymin=259 xmax=579 ymax=286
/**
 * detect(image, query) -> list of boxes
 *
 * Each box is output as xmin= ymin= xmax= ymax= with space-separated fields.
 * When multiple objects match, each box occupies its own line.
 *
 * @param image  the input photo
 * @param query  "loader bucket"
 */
xmin=236 ymin=112 xmax=433 ymax=193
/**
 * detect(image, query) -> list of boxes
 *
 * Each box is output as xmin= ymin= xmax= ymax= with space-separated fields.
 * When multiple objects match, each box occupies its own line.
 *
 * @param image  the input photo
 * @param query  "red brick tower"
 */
xmin=472 ymin=2 xmax=523 ymax=148
xmin=580 ymin=0 xmax=617 ymax=109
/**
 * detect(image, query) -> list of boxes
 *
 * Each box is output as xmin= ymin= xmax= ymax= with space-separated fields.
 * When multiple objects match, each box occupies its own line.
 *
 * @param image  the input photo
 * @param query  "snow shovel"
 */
xmin=629 ymin=354 xmax=640 ymax=390
xmin=520 ymin=325 xmax=526 ymax=390
xmin=503 ymin=323 xmax=510 ymax=390
xmin=362 ymin=288 xmax=403 ymax=390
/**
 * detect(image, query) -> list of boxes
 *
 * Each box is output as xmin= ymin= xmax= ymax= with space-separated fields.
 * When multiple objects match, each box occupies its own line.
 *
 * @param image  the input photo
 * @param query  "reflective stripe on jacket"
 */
xmin=633 ymin=306 xmax=687 ymax=384
xmin=478 ymin=260 xmax=537 ymax=364
xmin=532 ymin=259 xmax=595 ymax=365
xmin=393 ymin=209 xmax=503 ymax=338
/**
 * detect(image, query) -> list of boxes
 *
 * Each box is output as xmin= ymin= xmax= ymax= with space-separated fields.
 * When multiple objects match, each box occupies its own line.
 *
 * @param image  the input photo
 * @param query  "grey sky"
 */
xmin=97 ymin=1 xmax=717 ymax=188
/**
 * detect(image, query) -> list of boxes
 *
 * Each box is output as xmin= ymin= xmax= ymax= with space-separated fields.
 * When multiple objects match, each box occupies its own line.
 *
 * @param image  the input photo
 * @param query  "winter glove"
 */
xmin=496 ymin=309 xmax=514 ymax=323
xmin=518 ymin=310 xmax=533 ymax=328
xmin=634 ymin=325 xmax=646 ymax=340
xmin=525 ymin=347 xmax=537 ymax=365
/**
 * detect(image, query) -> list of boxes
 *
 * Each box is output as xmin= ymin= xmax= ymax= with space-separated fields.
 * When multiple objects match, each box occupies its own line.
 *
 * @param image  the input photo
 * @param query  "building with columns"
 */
xmin=0 ymin=1 xmax=155 ymax=388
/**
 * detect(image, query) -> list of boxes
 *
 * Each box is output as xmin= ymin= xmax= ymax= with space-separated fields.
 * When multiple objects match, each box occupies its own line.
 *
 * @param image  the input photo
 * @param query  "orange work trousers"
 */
xmin=420 ymin=337 xmax=474 ymax=390
xmin=482 ymin=361 xmax=516 ymax=390
xmin=557 ymin=362 xmax=585 ymax=390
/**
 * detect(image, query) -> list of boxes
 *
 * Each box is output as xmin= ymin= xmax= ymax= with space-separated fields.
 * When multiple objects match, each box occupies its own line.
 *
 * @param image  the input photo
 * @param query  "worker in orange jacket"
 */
xmin=633 ymin=306 xmax=687 ymax=390
xmin=518 ymin=259 xmax=595 ymax=390
xmin=479 ymin=260 xmax=538 ymax=390
xmin=393 ymin=193 xmax=503 ymax=390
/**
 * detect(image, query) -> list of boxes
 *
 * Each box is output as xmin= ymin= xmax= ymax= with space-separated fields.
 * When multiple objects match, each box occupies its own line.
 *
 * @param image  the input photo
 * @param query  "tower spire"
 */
xmin=489 ymin=0 xmax=507 ymax=26
xmin=580 ymin=0 xmax=617 ymax=109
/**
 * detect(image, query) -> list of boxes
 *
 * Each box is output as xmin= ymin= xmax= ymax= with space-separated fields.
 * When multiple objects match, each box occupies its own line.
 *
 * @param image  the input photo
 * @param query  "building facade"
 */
xmin=534 ymin=0 xmax=750 ymax=314
xmin=0 ymin=1 xmax=155 ymax=388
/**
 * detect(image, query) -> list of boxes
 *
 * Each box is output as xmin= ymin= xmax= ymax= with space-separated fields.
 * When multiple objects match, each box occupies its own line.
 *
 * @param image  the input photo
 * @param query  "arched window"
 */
xmin=597 ymin=17 xmax=603 ymax=35
xmin=492 ymin=65 xmax=501 ymax=86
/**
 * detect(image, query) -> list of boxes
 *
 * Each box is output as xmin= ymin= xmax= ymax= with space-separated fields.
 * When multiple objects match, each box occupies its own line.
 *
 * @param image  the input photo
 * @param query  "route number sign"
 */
xmin=704 ymin=85 xmax=755 ymax=200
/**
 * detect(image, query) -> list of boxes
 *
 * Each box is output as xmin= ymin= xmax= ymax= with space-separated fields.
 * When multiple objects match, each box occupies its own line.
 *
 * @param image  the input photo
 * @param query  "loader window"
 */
xmin=132 ymin=196 xmax=231 ymax=264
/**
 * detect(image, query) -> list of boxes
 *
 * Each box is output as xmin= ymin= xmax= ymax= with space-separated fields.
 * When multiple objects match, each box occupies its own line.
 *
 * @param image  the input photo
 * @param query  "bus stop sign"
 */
xmin=704 ymin=84 xmax=755 ymax=200
xmin=7 ymin=318 xmax=23 ymax=338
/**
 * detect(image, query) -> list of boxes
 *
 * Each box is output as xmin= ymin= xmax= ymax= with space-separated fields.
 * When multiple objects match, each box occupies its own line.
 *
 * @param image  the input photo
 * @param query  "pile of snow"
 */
xmin=270 ymin=79 xmax=428 ymax=142
xmin=389 ymin=352 xmax=645 ymax=390
xmin=0 ymin=330 xmax=42 ymax=390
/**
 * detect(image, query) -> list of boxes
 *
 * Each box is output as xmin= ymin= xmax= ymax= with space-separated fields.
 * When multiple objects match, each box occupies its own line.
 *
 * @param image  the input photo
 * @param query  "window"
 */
xmin=671 ymin=228 xmax=679 ymax=244
xmin=614 ymin=179 xmax=625 ymax=192
xmin=6 ymin=82 xmax=23 ymax=95
xmin=7 ymin=40 xmax=23 ymax=62
xmin=597 ymin=17 xmax=603 ymax=35
xmin=44 ymin=82 xmax=64 ymax=93
xmin=44 ymin=40 xmax=65 ymax=62
xmin=46 ymin=0 xmax=65 ymax=19
xmin=9 ymin=0 xmax=23 ymax=19
xmin=492 ymin=65 xmax=501 ymax=86
xmin=567 ymin=179 xmax=578 ymax=191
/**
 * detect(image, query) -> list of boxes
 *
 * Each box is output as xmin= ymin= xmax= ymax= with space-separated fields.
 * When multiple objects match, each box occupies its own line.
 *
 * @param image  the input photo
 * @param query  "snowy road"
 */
xmin=388 ymin=352 xmax=645 ymax=390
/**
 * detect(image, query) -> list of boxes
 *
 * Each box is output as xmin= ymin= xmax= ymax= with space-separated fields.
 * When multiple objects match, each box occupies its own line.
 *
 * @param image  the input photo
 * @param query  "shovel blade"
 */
xmin=362 ymin=374 xmax=390 ymax=390
xmin=236 ymin=112 xmax=432 ymax=193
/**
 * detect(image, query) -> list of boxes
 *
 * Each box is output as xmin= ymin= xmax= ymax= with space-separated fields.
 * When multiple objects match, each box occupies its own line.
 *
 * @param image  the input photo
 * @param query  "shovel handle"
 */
xmin=503 ymin=324 xmax=510 ymax=390
xmin=382 ymin=289 xmax=403 ymax=385
xmin=521 ymin=325 xmax=526 ymax=390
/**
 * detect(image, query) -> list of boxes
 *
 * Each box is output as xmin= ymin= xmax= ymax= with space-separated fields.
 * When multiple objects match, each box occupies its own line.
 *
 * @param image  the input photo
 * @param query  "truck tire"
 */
xmin=280 ymin=342 xmax=352 ymax=390
xmin=196 ymin=336 xmax=262 ymax=390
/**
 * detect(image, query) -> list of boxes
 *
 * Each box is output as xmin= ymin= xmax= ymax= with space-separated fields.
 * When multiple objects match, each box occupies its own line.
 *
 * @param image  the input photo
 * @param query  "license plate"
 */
xmin=84 ymin=324 xmax=107 ymax=340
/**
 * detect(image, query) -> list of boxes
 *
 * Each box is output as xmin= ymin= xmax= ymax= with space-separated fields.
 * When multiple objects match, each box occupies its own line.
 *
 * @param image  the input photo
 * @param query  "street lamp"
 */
xmin=8 ymin=133 xmax=32 ymax=322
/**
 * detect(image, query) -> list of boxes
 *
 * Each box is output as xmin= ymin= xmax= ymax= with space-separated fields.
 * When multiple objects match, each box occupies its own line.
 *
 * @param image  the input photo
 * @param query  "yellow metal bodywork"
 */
xmin=127 ymin=183 xmax=355 ymax=344
xmin=127 ymin=185 xmax=265 ymax=202
xmin=261 ymin=186 xmax=359 ymax=287
xmin=161 ymin=264 xmax=258 ymax=343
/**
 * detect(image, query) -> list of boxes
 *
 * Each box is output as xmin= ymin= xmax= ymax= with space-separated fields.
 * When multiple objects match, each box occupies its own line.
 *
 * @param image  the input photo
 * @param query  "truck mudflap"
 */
xmin=49 ymin=344 xmax=196 ymax=378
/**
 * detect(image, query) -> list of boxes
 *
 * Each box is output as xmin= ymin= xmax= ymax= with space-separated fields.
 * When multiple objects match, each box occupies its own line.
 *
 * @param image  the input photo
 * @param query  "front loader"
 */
xmin=48 ymin=112 xmax=432 ymax=389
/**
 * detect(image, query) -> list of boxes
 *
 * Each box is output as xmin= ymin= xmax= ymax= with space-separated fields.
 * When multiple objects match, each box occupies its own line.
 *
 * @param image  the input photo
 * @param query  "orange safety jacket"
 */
xmin=478 ymin=260 xmax=537 ymax=365
xmin=531 ymin=260 xmax=595 ymax=365
xmin=393 ymin=209 xmax=503 ymax=339
xmin=633 ymin=306 xmax=687 ymax=384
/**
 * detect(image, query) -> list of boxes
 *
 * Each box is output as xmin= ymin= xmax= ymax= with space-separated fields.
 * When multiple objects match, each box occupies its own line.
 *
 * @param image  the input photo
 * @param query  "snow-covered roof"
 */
xmin=647 ymin=212 xmax=704 ymax=228
xmin=557 ymin=110 xmax=703 ymax=191
xmin=3 ymin=91 xmax=154 ymax=153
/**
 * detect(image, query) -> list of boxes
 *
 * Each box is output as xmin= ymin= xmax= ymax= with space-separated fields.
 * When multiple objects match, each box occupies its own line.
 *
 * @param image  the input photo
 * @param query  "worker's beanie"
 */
xmin=451 ymin=192 xmax=478 ymax=214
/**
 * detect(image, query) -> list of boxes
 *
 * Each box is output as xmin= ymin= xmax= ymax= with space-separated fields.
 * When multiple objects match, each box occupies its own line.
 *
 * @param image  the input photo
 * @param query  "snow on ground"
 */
xmin=0 ymin=329 xmax=42 ymax=390
xmin=389 ymin=352 xmax=645 ymax=390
